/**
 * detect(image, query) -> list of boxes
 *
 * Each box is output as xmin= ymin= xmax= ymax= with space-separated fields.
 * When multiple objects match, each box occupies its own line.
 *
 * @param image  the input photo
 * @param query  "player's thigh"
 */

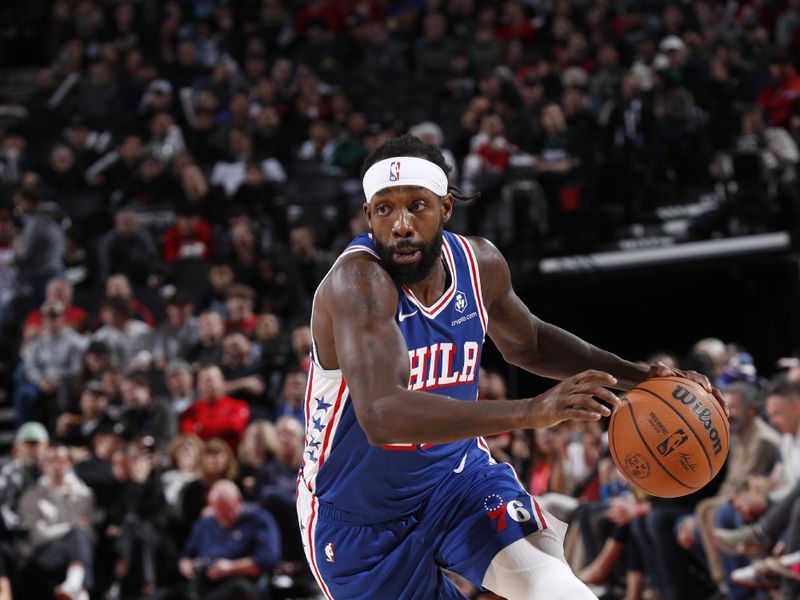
xmin=434 ymin=462 xmax=556 ymax=586
xmin=308 ymin=514 xmax=456 ymax=600
xmin=481 ymin=533 xmax=599 ymax=600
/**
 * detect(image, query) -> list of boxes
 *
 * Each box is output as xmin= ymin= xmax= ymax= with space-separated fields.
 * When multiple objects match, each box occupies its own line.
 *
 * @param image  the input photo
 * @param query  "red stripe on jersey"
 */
xmin=455 ymin=235 xmax=487 ymax=332
xmin=316 ymin=378 xmax=347 ymax=471
xmin=401 ymin=237 xmax=457 ymax=317
xmin=307 ymin=497 xmax=334 ymax=600
xmin=304 ymin=363 xmax=315 ymax=430
xmin=532 ymin=497 xmax=548 ymax=530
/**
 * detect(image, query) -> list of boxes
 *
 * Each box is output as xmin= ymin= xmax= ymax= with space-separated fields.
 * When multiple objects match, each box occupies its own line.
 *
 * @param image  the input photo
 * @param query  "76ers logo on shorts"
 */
xmin=484 ymin=493 xmax=532 ymax=532
xmin=389 ymin=161 xmax=401 ymax=181
xmin=455 ymin=290 xmax=468 ymax=313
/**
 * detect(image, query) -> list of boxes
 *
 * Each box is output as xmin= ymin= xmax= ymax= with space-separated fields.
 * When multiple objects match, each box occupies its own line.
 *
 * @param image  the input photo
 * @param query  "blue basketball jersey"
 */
xmin=299 ymin=230 xmax=491 ymax=522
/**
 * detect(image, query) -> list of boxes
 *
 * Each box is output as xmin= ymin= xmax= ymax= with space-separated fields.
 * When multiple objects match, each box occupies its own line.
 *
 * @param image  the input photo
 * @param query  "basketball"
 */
xmin=608 ymin=377 xmax=729 ymax=498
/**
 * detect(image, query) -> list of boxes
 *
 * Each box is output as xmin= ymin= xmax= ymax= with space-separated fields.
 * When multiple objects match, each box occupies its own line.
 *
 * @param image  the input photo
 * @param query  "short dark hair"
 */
xmin=767 ymin=377 xmax=800 ymax=400
xmin=722 ymin=382 xmax=761 ymax=409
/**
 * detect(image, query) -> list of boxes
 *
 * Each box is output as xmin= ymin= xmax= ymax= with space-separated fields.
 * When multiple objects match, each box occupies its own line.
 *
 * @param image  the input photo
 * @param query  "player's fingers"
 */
xmin=569 ymin=395 xmax=611 ymax=417
xmin=565 ymin=408 xmax=603 ymax=421
xmin=572 ymin=385 xmax=621 ymax=409
xmin=574 ymin=370 xmax=618 ymax=386
xmin=683 ymin=370 xmax=713 ymax=393
xmin=712 ymin=387 xmax=730 ymax=417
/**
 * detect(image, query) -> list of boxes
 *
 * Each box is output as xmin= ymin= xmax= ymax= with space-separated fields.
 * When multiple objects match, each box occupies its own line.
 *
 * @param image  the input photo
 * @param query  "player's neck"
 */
xmin=406 ymin=255 xmax=449 ymax=306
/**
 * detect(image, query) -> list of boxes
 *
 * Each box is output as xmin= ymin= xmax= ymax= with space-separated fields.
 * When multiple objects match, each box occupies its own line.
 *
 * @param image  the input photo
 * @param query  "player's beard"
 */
xmin=373 ymin=222 xmax=444 ymax=286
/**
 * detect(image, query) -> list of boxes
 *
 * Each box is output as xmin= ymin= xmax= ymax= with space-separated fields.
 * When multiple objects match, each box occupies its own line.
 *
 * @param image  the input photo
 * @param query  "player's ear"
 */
xmin=440 ymin=193 xmax=454 ymax=224
xmin=363 ymin=201 xmax=371 ymax=227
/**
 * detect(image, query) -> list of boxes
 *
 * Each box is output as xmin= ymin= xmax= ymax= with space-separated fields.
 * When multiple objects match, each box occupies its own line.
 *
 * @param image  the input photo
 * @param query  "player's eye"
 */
xmin=375 ymin=204 xmax=390 ymax=216
xmin=411 ymin=201 xmax=426 ymax=212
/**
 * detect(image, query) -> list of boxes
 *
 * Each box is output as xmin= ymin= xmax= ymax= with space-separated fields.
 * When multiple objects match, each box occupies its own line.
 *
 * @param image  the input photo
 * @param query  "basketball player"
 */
xmin=297 ymin=135 xmax=723 ymax=599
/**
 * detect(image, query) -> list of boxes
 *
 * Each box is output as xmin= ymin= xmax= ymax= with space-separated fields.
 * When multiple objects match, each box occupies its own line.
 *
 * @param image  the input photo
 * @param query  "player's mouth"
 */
xmin=392 ymin=249 xmax=422 ymax=263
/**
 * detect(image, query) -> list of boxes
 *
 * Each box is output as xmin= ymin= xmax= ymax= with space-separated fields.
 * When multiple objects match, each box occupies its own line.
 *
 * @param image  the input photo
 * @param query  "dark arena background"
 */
xmin=1 ymin=1 xmax=800 ymax=599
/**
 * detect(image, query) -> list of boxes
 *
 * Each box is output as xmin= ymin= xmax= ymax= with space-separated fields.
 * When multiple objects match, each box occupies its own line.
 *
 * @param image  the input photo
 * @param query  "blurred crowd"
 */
xmin=1 ymin=0 xmax=800 ymax=599
xmin=478 ymin=338 xmax=800 ymax=600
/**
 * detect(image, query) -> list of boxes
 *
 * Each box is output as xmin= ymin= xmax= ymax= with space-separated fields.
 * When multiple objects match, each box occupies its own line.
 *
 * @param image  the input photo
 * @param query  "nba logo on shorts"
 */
xmin=455 ymin=290 xmax=468 ymax=313
xmin=389 ymin=161 xmax=401 ymax=181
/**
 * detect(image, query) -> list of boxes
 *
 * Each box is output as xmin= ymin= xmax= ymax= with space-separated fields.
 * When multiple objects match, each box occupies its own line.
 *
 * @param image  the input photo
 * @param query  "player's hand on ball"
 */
xmin=647 ymin=362 xmax=729 ymax=417
xmin=529 ymin=370 xmax=620 ymax=429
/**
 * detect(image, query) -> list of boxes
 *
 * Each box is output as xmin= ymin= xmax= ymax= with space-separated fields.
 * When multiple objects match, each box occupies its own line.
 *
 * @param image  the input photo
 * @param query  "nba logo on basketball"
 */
xmin=389 ymin=161 xmax=401 ymax=181
xmin=656 ymin=429 xmax=688 ymax=457
xmin=455 ymin=291 xmax=468 ymax=313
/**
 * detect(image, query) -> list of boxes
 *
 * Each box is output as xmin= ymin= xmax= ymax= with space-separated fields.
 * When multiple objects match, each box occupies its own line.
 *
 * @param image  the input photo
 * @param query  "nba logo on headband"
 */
xmin=389 ymin=161 xmax=400 ymax=181
xmin=363 ymin=156 xmax=448 ymax=203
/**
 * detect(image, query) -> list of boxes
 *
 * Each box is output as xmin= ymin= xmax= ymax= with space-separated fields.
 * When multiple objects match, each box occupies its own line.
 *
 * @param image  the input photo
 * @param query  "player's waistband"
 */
xmin=316 ymin=498 xmax=424 ymax=526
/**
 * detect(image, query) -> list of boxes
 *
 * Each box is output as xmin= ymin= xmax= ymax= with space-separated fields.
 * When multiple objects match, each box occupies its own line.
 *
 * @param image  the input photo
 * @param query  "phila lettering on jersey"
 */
xmin=298 ymin=231 xmax=491 ymax=523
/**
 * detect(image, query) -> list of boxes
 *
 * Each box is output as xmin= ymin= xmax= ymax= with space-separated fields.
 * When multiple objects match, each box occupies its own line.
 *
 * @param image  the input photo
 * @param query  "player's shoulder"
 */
xmin=456 ymin=235 xmax=508 ymax=273
xmin=455 ymin=235 xmax=511 ymax=301
xmin=319 ymin=250 xmax=399 ymax=312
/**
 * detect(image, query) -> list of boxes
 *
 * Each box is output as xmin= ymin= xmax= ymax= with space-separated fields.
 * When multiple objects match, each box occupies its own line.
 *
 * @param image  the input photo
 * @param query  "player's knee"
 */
xmin=482 ymin=534 xmax=598 ymax=599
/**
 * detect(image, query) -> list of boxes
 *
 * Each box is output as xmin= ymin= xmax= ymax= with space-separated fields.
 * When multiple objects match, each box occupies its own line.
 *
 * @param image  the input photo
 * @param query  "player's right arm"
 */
xmin=316 ymin=255 xmax=616 ymax=444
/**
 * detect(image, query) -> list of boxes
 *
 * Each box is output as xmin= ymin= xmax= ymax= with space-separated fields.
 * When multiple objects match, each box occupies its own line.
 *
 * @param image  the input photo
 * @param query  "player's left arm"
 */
xmin=471 ymin=238 xmax=724 ymax=405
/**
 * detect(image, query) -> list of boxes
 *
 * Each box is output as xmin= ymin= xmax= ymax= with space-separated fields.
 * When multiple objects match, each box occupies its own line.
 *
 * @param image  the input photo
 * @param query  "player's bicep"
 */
xmin=471 ymin=238 xmax=541 ymax=359
xmin=327 ymin=260 xmax=409 ymax=420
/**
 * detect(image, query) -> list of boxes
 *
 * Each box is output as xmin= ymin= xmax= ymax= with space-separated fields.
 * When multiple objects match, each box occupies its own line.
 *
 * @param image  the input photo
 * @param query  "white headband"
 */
xmin=362 ymin=156 xmax=448 ymax=203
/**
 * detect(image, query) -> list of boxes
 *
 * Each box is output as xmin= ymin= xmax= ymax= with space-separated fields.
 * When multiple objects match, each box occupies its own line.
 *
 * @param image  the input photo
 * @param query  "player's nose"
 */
xmin=391 ymin=211 xmax=414 ymax=238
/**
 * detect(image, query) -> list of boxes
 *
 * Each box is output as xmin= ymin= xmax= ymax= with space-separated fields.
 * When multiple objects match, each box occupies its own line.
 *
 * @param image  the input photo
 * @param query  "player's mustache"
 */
xmin=389 ymin=241 xmax=426 ymax=253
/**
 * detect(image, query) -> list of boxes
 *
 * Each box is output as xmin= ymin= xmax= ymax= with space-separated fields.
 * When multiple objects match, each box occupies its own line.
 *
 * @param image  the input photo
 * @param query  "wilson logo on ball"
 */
xmin=672 ymin=385 xmax=723 ymax=456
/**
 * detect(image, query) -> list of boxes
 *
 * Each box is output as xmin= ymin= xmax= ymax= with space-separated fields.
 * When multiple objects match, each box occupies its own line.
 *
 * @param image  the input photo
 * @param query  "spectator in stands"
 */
xmin=19 ymin=445 xmax=95 ymax=600
xmin=22 ymin=277 xmax=87 ymax=341
xmin=164 ymin=359 xmax=196 ymax=416
xmin=152 ymin=291 xmax=198 ymax=369
xmin=332 ymin=111 xmax=370 ymax=178
xmin=253 ymin=312 xmax=291 ymax=376
xmin=13 ymin=300 xmax=87 ymax=428
xmin=187 ymin=311 xmax=225 ymax=366
xmin=161 ymin=434 xmax=204 ymax=518
xmin=118 ymin=373 xmax=175 ymax=451
xmin=0 ymin=422 xmax=48 ymax=579
xmin=672 ymin=383 xmax=781 ymax=598
xmin=221 ymin=333 xmax=267 ymax=414
xmin=180 ymin=365 xmax=250 ymax=450
xmin=173 ymin=480 xmax=280 ymax=600
xmin=96 ymin=209 xmax=159 ymax=284
xmin=297 ymin=120 xmax=336 ymax=165
xmin=178 ymin=437 xmax=239 ymax=546
xmin=102 ymin=441 xmax=166 ymax=599
xmin=91 ymin=296 xmax=153 ymax=368
xmin=288 ymin=224 xmax=333 ymax=297
xmin=758 ymin=53 xmax=800 ymax=127
xmin=237 ymin=420 xmax=279 ymax=501
xmin=11 ymin=187 xmax=64 ymax=303
xmin=105 ymin=273 xmax=155 ymax=326
xmin=271 ymin=416 xmax=304 ymax=500
xmin=224 ymin=284 xmax=258 ymax=336
xmin=290 ymin=324 xmax=313 ymax=373
xmin=715 ymin=380 xmax=800 ymax=597
xmin=414 ymin=12 xmax=456 ymax=81
xmin=197 ymin=263 xmax=235 ymax=316
xmin=210 ymin=129 xmax=287 ymax=197
xmin=274 ymin=368 xmax=307 ymax=424
xmin=56 ymin=380 xmax=116 ymax=448
xmin=163 ymin=205 xmax=214 ymax=263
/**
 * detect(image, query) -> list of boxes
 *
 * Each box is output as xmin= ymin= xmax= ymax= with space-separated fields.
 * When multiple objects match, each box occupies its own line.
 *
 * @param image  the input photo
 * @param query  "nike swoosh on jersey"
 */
xmin=398 ymin=310 xmax=418 ymax=322
xmin=453 ymin=453 xmax=468 ymax=473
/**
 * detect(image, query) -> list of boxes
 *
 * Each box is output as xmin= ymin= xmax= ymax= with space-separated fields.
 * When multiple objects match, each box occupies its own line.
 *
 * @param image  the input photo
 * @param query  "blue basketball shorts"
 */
xmin=297 ymin=442 xmax=554 ymax=599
